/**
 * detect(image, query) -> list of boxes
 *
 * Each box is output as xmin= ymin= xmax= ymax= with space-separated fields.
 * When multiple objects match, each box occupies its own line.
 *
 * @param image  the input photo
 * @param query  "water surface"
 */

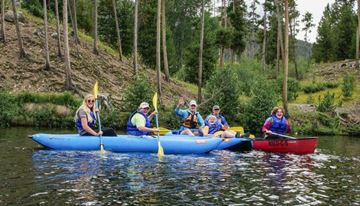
xmin=0 ymin=128 xmax=359 ymax=205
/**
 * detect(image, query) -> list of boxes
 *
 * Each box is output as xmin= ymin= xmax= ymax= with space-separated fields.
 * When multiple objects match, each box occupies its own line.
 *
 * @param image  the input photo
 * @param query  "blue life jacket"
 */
xmin=127 ymin=111 xmax=151 ymax=136
xmin=205 ymin=121 xmax=223 ymax=134
xmin=270 ymin=115 xmax=287 ymax=134
xmin=75 ymin=111 xmax=96 ymax=131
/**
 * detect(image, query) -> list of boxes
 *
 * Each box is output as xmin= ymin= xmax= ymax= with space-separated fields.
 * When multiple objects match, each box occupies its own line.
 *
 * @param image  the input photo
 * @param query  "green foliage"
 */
xmin=303 ymin=81 xmax=339 ymax=93
xmin=101 ymin=110 xmax=129 ymax=130
xmin=15 ymin=92 xmax=80 ymax=108
xmin=215 ymin=28 xmax=233 ymax=48
xmin=183 ymin=12 xmax=218 ymax=84
xmin=0 ymin=91 xmax=19 ymax=127
xmin=277 ymin=77 xmax=300 ymax=101
xmin=98 ymin=0 xmax=134 ymax=55
xmin=341 ymin=73 xmax=355 ymax=98
xmin=313 ymin=2 xmax=357 ymax=62
xmin=244 ymin=82 xmax=278 ymax=133
xmin=317 ymin=92 xmax=336 ymax=113
xmin=22 ymin=0 xmax=43 ymax=18
xmin=203 ymin=67 xmax=240 ymax=123
xmin=122 ymin=76 xmax=154 ymax=112
xmin=227 ymin=0 xmax=247 ymax=56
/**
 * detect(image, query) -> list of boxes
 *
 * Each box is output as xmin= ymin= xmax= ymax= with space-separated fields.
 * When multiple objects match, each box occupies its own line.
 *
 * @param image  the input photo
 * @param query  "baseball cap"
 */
xmin=213 ymin=105 xmax=220 ymax=110
xmin=189 ymin=100 xmax=197 ymax=106
xmin=139 ymin=102 xmax=150 ymax=109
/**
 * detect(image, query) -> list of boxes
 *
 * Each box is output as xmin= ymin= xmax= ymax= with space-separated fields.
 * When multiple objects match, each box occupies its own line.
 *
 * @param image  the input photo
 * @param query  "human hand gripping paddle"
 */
xmin=152 ymin=92 xmax=164 ymax=158
xmin=93 ymin=81 xmax=105 ymax=153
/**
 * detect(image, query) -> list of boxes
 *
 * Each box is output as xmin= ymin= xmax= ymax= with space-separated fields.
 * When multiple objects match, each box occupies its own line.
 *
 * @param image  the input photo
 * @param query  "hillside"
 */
xmin=0 ymin=10 xmax=196 ymax=107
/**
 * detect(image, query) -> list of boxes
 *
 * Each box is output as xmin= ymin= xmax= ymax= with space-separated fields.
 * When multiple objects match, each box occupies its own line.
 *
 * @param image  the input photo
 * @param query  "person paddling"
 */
xmin=175 ymin=97 xmax=204 ymax=136
xmin=75 ymin=94 xmax=116 ymax=136
xmin=202 ymin=115 xmax=236 ymax=138
xmin=262 ymin=106 xmax=292 ymax=139
xmin=127 ymin=102 xmax=160 ymax=136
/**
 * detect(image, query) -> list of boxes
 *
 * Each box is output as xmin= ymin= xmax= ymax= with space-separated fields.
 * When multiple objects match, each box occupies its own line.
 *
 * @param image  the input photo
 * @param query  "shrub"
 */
xmin=341 ymin=73 xmax=355 ymax=98
xmin=277 ymin=77 xmax=300 ymax=101
xmin=122 ymin=76 xmax=154 ymax=112
xmin=0 ymin=91 xmax=19 ymax=127
xmin=303 ymin=81 xmax=339 ymax=94
xmin=203 ymin=67 xmax=240 ymax=124
xmin=244 ymin=82 xmax=278 ymax=133
xmin=317 ymin=92 xmax=336 ymax=113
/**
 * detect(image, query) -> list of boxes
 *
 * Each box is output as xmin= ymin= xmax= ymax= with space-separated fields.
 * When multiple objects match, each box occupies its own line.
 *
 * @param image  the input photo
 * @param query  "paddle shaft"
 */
xmin=269 ymin=132 xmax=296 ymax=139
xmin=95 ymin=100 xmax=103 ymax=145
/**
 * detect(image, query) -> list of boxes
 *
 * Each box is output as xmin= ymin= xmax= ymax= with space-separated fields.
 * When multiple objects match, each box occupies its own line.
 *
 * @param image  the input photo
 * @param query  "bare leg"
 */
xmin=180 ymin=128 xmax=195 ymax=136
xmin=221 ymin=130 xmax=236 ymax=138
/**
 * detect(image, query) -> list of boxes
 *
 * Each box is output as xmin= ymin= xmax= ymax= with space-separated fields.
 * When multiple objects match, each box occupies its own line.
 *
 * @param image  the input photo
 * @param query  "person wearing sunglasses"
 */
xmin=175 ymin=97 xmax=204 ymax=136
xmin=262 ymin=106 xmax=292 ymax=139
xmin=74 ymin=94 xmax=116 ymax=136
xmin=127 ymin=102 xmax=160 ymax=136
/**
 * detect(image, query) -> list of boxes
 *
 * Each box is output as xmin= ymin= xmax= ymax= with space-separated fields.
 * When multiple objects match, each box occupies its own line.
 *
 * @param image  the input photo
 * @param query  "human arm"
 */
xmin=220 ymin=116 xmax=229 ymax=129
xmin=148 ymin=111 xmax=157 ymax=121
xmin=262 ymin=117 xmax=273 ymax=134
xmin=80 ymin=117 xmax=102 ymax=136
xmin=132 ymin=114 xmax=160 ymax=133
xmin=197 ymin=113 xmax=205 ymax=127
xmin=286 ymin=119 xmax=292 ymax=134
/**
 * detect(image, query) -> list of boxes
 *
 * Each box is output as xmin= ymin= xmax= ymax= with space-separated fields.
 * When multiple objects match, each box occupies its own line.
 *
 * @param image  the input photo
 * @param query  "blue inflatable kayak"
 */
xmin=164 ymin=131 xmax=252 ymax=151
xmin=31 ymin=133 xmax=223 ymax=154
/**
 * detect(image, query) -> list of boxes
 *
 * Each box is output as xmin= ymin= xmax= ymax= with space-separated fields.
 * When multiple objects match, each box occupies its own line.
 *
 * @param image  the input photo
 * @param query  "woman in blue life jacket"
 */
xmin=262 ymin=106 xmax=292 ymax=139
xmin=202 ymin=115 xmax=236 ymax=138
xmin=75 ymin=94 xmax=116 ymax=136
xmin=127 ymin=102 xmax=160 ymax=136
xmin=175 ymin=97 xmax=204 ymax=136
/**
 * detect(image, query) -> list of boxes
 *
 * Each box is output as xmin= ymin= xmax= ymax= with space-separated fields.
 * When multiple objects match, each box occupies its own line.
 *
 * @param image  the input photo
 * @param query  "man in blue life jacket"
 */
xmin=127 ymin=102 xmax=160 ymax=136
xmin=175 ymin=97 xmax=204 ymax=136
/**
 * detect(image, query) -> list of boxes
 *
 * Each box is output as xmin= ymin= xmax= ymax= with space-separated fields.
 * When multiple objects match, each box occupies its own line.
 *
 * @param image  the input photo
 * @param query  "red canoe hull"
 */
xmin=252 ymin=138 xmax=318 ymax=154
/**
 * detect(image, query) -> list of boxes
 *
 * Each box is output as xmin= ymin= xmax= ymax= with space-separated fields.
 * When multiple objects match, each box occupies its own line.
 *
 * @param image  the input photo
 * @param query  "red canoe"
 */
xmin=252 ymin=138 xmax=318 ymax=154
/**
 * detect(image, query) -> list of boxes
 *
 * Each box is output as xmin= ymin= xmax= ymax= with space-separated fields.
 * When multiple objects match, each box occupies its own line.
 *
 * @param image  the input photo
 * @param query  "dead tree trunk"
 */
xmin=133 ymin=0 xmax=139 ymax=77
xmin=93 ymin=0 xmax=99 ymax=55
xmin=156 ymin=0 xmax=162 ymax=98
xmin=63 ymin=0 xmax=73 ymax=90
xmin=1 ymin=0 xmax=5 ymax=43
xmin=11 ymin=0 xmax=26 ymax=58
xmin=55 ymin=0 xmax=62 ymax=57
xmin=112 ymin=0 xmax=123 ymax=61
xmin=162 ymin=0 xmax=170 ymax=82
xmin=283 ymin=0 xmax=289 ymax=117
xmin=43 ymin=0 xmax=51 ymax=70
xmin=198 ymin=0 xmax=205 ymax=103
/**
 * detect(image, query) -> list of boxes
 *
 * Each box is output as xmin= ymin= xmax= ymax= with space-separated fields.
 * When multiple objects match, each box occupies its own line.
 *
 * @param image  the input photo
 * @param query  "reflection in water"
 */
xmin=0 ymin=127 xmax=359 ymax=205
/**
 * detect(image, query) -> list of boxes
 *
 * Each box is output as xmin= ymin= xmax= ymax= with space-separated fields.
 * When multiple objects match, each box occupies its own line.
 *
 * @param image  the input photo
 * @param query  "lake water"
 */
xmin=0 ymin=127 xmax=359 ymax=205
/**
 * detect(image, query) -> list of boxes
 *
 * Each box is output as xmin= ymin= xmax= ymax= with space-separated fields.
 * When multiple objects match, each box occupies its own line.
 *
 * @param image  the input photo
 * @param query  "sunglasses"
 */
xmin=190 ymin=105 xmax=197 ymax=107
xmin=87 ymin=99 xmax=95 ymax=103
xmin=143 ymin=107 xmax=150 ymax=110
xmin=214 ymin=109 xmax=220 ymax=111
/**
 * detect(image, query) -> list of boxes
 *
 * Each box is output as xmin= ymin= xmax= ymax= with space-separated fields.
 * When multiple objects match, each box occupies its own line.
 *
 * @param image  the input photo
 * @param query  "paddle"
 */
xmin=93 ymin=81 xmax=105 ymax=153
xmin=152 ymin=92 xmax=164 ymax=158
xmin=266 ymin=132 xmax=296 ymax=139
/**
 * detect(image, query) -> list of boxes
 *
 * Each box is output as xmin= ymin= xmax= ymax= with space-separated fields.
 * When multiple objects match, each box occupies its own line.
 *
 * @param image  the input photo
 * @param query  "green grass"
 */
xmin=173 ymin=79 xmax=198 ymax=94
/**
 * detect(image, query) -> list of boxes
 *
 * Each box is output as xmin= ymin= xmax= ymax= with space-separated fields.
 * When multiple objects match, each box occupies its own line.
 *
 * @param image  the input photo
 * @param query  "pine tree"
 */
xmin=63 ymin=0 xmax=73 ymax=90
xmin=198 ymin=0 xmax=205 ymax=103
xmin=93 ymin=0 xmax=99 ymax=55
xmin=283 ymin=0 xmax=289 ymax=117
xmin=301 ymin=12 xmax=314 ymax=66
xmin=55 ymin=0 xmax=62 ymax=57
xmin=112 ymin=0 xmax=123 ymax=61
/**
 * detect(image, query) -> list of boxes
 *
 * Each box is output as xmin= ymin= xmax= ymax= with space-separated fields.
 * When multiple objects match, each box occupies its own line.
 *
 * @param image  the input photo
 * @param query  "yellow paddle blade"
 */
xmin=249 ymin=134 xmax=255 ymax=139
xmin=100 ymin=144 xmax=105 ymax=154
xmin=157 ymin=141 xmax=164 ymax=158
xmin=159 ymin=127 xmax=170 ymax=135
xmin=152 ymin=92 xmax=158 ymax=111
xmin=93 ymin=81 xmax=99 ymax=98
xmin=230 ymin=126 xmax=244 ymax=134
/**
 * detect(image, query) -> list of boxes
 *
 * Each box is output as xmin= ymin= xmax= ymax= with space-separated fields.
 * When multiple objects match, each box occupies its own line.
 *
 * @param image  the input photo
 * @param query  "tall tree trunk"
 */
xmin=162 ymin=0 xmax=170 ymax=82
xmin=156 ymin=0 xmax=162 ymax=98
xmin=283 ymin=0 xmax=289 ymax=117
xmin=289 ymin=18 xmax=298 ymax=79
xmin=55 ymin=0 xmax=62 ymax=57
xmin=356 ymin=0 xmax=360 ymax=68
xmin=276 ymin=31 xmax=280 ymax=74
xmin=133 ymin=0 xmax=139 ymax=77
xmin=219 ymin=0 xmax=226 ymax=68
xmin=63 ymin=0 xmax=73 ymax=90
xmin=198 ymin=0 xmax=205 ymax=103
xmin=275 ymin=0 xmax=284 ymax=63
xmin=11 ymin=0 xmax=26 ymax=58
xmin=43 ymin=0 xmax=50 ymax=70
xmin=262 ymin=0 xmax=267 ymax=71
xmin=1 ymin=0 xmax=5 ymax=43
xmin=112 ymin=0 xmax=123 ymax=61
xmin=93 ymin=0 xmax=98 ymax=55
xmin=71 ymin=0 xmax=80 ymax=44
